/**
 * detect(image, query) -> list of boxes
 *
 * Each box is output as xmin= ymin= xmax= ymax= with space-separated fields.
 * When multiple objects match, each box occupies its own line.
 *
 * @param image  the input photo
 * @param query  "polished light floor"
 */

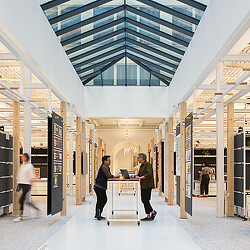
xmin=40 ymin=191 xmax=200 ymax=250
xmin=1 ymin=190 xmax=249 ymax=250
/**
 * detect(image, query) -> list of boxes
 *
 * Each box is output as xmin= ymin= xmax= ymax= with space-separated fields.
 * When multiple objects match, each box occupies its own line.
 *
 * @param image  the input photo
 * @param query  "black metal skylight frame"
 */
xmin=41 ymin=0 xmax=207 ymax=86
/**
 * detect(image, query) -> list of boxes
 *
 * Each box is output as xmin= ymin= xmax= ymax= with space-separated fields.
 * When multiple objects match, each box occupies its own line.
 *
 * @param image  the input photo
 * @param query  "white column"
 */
xmin=216 ymin=62 xmax=225 ymax=217
xmin=21 ymin=64 xmax=32 ymax=217
xmin=216 ymin=101 xmax=225 ymax=217
xmin=216 ymin=62 xmax=224 ymax=93
xmin=23 ymin=91 xmax=31 ymax=155
xmin=164 ymin=122 xmax=169 ymax=201
xmin=22 ymin=65 xmax=31 ymax=155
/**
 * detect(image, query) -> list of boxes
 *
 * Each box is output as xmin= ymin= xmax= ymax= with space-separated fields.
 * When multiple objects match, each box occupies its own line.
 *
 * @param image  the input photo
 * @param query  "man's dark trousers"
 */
xmin=94 ymin=186 xmax=107 ymax=214
xmin=141 ymin=187 xmax=153 ymax=214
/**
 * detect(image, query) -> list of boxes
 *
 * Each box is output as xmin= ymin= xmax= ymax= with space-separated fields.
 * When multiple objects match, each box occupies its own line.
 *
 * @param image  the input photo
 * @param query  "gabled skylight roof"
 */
xmin=40 ymin=0 xmax=208 ymax=86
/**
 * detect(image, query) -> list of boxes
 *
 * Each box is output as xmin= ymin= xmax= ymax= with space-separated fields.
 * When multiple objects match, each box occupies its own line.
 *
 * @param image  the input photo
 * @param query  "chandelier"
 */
xmin=124 ymin=147 xmax=138 ymax=156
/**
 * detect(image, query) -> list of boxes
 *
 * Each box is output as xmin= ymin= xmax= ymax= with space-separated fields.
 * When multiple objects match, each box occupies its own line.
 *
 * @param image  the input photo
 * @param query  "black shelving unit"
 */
xmin=194 ymin=148 xmax=227 ymax=180
xmin=88 ymin=140 xmax=92 ymax=193
xmin=31 ymin=148 xmax=48 ymax=178
xmin=234 ymin=132 xmax=250 ymax=219
xmin=0 ymin=131 xmax=13 ymax=215
xmin=160 ymin=140 xmax=164 ymax=194
xmin=154 ymin=145 xmax=159 ymax=188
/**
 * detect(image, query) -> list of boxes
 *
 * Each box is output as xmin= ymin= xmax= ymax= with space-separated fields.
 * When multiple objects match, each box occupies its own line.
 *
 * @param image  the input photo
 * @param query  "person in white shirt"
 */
xmin=14 ymin=153 xmax=40 ymax=222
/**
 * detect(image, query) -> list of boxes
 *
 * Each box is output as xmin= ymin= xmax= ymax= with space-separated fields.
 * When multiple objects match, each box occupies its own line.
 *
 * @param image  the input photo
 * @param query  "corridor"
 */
xmin=40 ymin=192 xmax=200 ymax=250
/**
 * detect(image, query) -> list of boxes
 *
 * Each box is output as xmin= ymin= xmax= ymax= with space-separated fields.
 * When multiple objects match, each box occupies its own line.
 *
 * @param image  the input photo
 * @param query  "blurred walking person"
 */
xmin=14 ymin=153 xmax=40 ymax=222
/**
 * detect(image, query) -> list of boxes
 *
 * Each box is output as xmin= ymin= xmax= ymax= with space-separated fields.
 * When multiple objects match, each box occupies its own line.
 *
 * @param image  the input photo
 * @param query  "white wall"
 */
xmin=168 ymin=0 xmax=250 ymax=116
xmin=97 ymin=129 xmax=155 ymax=155
xmin=0 ymin=0 xmax=85 ymax=115
xmin=82 ymin=86 xmax=169 ymax=118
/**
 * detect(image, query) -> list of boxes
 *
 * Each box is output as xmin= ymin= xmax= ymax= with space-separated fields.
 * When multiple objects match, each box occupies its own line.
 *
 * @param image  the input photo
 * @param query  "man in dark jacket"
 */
xmin=136 ymin=153 xmax=157 ymax=221
xmin=94 ymin=155 xmax=119 ymax=220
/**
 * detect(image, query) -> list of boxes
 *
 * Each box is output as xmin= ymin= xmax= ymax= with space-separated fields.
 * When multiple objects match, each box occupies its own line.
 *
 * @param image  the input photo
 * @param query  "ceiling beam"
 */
xmin=56 ymin=5 xmax=125 ymax=36
xmin=70 ymin=37 xmax=125 ymax=63
xmin=195 ymin=71 xmax=250 ymax=118
xmin=74 ymin=45 xmax=125 ymax=69
xmin=126 ymin=5 xmax=194 ymax=37
xmin=126 ymin=37 xmax=181 ymax=63
xmin=0 ymin=53 xmax=17 ymax=60
xmin=5 ymin=83 xmax=46 ymax=89
xmin=222 ymin=54 xmax=250 ymax=62
xmin=194 ymin=88 xmax=250 ymax=126
xmin=176 ymin=0 xmax=207 ymax=11
xmin=80 ymin=70 xmax=101 ymax=81
xmin=137 ymin=0 xmax=200 ymax=25
xmin=126 ymin=28 xmax=185 ymax=55
xmin=198 ymin=84 xmax=250 ymax=90
xmin=126 ymin=17 xmax=189 ymax=47
xmin=127 ymin=45 xmax=177 ymax=69
xmin=49 ymin=0 xmax=113 ymax=25
xmin=61 ymin=18 xmax=125 ymax=46
xmin=127 ymin=52 xmax=174 ymax=76
xmin=66 ymin=28 xmax=125 ymax=55
xmin=41 ymin=0 xmax=70 ymax=11
xmin=77 ymin=51 xmax=125 ymax=75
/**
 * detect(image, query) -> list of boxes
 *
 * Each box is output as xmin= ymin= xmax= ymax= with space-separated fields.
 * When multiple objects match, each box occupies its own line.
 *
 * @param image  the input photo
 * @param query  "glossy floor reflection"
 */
xmin=40 ymin=191 xmax=200 ymax=250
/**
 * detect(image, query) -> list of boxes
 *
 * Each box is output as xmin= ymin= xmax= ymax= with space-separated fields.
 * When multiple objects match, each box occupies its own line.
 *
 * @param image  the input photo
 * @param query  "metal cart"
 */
xmin=107 ymin=178 xmax=140 ymax=226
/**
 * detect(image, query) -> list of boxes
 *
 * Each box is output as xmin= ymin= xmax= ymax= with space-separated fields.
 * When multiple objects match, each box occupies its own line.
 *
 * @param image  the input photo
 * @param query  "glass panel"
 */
xmin=68 ymin=34 xmax=125 ymax=59
xmin=140 ymin=67 xmax=150 ymax=86
xmin=140 ymin=66 xmax=160 ymax=86
xmin=93 ymin=6 xmax=115 ymax=46
xmin=151 ymin=75 xmax=160 ymax=86
xmin=75 ymin=49 xmax=125 ymax=72
xmin=127 ymin=65 xmax=137 ymax=86
xmin=127 ymin=41 xmax=180 ymax=67
xmin=127 ymin=23 xmax=187 ymax=53
xmin=60 ymin=6 xmax=81 ymax=46
xmin=93 ymin=66 xmax=114 ymax=86
xmin=117 ymin=65 xmax=137 ymax=86
xmin=126 ymin=34 xmax=183 ymax=61
xmin=103 ymin=66 xmax=115 ymax=85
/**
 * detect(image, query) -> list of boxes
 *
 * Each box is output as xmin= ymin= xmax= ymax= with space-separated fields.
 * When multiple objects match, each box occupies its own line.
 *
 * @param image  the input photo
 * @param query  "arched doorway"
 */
xmin=111 ymin=141 xmax=141 ymax=174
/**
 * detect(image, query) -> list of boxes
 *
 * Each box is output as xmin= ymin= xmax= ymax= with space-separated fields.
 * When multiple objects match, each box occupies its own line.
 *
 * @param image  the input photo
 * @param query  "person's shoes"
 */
xmin=95 ymin=209 xmax=101 ymax=220
xmin=205 ymin=195 xmax=208 ymax=198
xmin=14 ymin=216 xmax=23 ymax=222
xmin=197 ymin=195 xmax=203 ymax=198
xmin=141 ymin=217 xmax=152 ymax=221
xmin=95 ymin=215 xmax=105 ymax=220
xmin=151 ymin=211 xmax=157 ymax=220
